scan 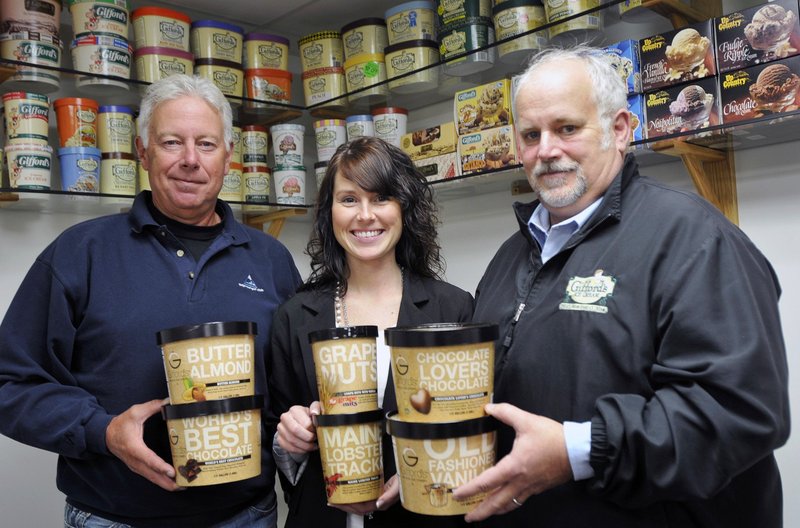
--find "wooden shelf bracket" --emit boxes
[245,208,308,238]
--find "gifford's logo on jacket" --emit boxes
[559,269,616,314]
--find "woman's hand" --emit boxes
[277,402,321,454]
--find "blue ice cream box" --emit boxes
[627,94,645,142]
[603,39,642,94]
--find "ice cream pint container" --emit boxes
[639,19,717,92]
[1,0,61,39]
[644,76,721,139]
[100,152,136,195]
[714,0,800,74]
[134,46,194,85]
[298,30,344,72]
[191,19,244,63]
[543,0,603,44]
[131,7,191,52]
[384,39,440,94]
[438,17,496,76]
[314,160,329,190]
[244,68,292,108]
[53,97,99,148]
[70,35,133,90]
[244,33,290,70]
[242,165,270,203]
[386,1,437,45]
[385,323,498,422]
[314,119,347,163]
[4,144,52,189]
[302,66,347,109]
[241,125,269,167]
[3,92,50,145]
[157,321,263,487]
[371,107,408,148]
[492,0,547,65]
[719,55,800,124]
[68,0,130,40]
[387,413,497,515]
[98,105,134,153]
[314,410,384,505]
[345,114,374,141]
[341,18,389,61]
[219,162,243,202]
[194,59,244,100]
[58,146,100,192]
[274,166,306,205]
[436,0,492,28]
[270,123,305,168]
[309,326,380,415]
[0,33,62,93]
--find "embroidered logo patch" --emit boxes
[559,269,616,314]
[238,275,264,292]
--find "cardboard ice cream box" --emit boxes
[644,77,721,140]
[640,19,717,91]
[715,0,800,74]
[457,124,519,176]
[414,152,460,182]
[454,79,513,136]
[720,55,800,123]
[628,94,645,142]
[603,40,642,94]
[401,122,457,161]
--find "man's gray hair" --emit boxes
[137,74,233,150]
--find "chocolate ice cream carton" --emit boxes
[603,40,642,94]
[720,55,800,123]
[715,0,800,74]
[644,77,721,140]
[640,19,717,91]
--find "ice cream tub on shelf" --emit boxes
[244,33,290,70]
[2,91,50,145]
[70,35,133,90]
[68,0,131,40]
[298,30,344,72]
[385,39,439,94]
[244,68,292,109]
[194,59,244,100]
[191,19,244,63]
[4,144,52,189]
[345,114,374,140]
[492,0,547,65]
[100,151,136,195]
[242,165,270,203]
[270,123,305,168]
[58,146,101,193]
[386,1,437,45]
[438,17,496,77]
[98,105,134,153]
[644,77,721,139]
[314,119,347,163]
[301,66,347,109]
[0,33,62,93]
[1,0,61,39]
[715,0,800,74]
[640,19,717,92]
[436,0,492,28]
[344,53,388,102]
[371,106,408,148]
[241,125,269,167]
[719,55,800,124]
[602,40,642,95]
[219,162,243,202]
[341,18,389,61]
[131,6,191,52]
[274,166,306,205]
[543,0,603,44]
[134,47,194,84]
[53,97,99,148]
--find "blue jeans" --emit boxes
[64,494,277,528]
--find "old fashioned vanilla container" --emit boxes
[371,107,408,148]
[191,19,244,64]
[134,47,194,85]
[70,35,133,91]
[219,162,243,202]
[345,114,374,140]
[131,6,191,52]
[314,410,384,504]
[100,152,136,195]
[273,166,306,205]
[0,33,62,93]
[1,0,61,39]
[385,323,498,422]
[53,97,98,148]
[194,58,243,101]
[244,68,292,109]
[309,326,379,414]
[157,321,263,487]
[4,144,52,189]
[385,39,439,94]
[3,92,50,145]
[387,413,497,515]
[98,105,134,153]
[302,66,347,110]
[385,1,437,45]
[543,0,603,44]
[242,165,270,203]
[58,146,101,193]
[493,0,548,65]
[314,119,347,163]
[243,33,290,70]
[68,0,130,40]
[241,125,269,167]
[298,30,344,72]
[341,18,389,61]
[270,123,305,168]
[438,17,496,76]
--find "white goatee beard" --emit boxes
[532,161,587,209]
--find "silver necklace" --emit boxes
[335,268,404,328]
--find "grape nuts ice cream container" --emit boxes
[4,144,52,189]
[68,0,130,40]
[2,91,50,145]
[343,50,389,101]
[386,1,437,45]
[385,323,497,422]
[131,6,191,52]
[191,19,244,63]
[157,321,263,487]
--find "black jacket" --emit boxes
[268,273,475,527]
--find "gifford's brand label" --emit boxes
[192,26,243,62]
[71,2,129,39]
[311,330,378,414]
[299,31,344,71]
[317,420,383,504]
[386,5,436,45]
[6,148,52,189]
[3,92,50,144]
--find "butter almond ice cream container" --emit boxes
[385,323,498,423]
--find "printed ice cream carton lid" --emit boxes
[191,19,244,34]
[385,322,498,347]
[156,320,257,345]
[308,325,379,343]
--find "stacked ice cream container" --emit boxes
[298,30,346,112]
[53,96,101,193]
[2,91,53,189]
[191,19,244,104]
[270,123,306,205]
[131,7,194,88]
[0,0,63,93]
[242,32,292,110]
[491,0,547,66]
[436,0,496,76]
[239,124,270,208]
[384,1,440,94]
[97,105,135,196]
[341,18,389,103]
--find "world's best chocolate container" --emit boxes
[385,323,498,422]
